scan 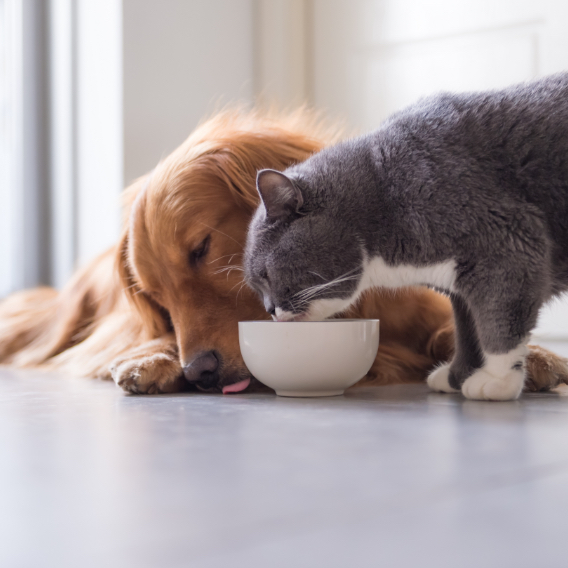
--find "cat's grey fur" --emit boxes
[244,73,568,401]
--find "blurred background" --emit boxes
[1,0,568,336]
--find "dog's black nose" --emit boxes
[183,351,219,383]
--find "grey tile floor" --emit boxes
[1,343,568,568]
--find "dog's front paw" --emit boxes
[461,367,524,401]
[110,351,184,394]
[427,362,459,393]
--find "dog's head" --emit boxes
[118,109,340,392]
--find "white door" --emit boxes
[311,0,568,338]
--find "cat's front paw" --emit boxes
[461,367,524,401]
[427,363,459,393]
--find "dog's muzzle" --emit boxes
[182,351,252,393]
[183,350,220,389]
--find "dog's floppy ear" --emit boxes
[256,169,303,220]
[116,229,170,338]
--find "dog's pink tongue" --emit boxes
[222,378,251,394]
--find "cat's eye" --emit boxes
[189,235,211,268]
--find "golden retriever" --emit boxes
[0,108,566,394]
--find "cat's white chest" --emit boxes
[361,256,457,292]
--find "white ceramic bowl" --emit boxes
[238,319,380,397]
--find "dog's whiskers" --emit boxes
[213,265,244,275]
[213,264,245,282]
[207,252,243,265]
[235,279,248,306]
[199,222,242,248]
[229,277,247,294]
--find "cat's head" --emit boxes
[244,168,364,321]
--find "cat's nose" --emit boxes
[183,351,219,383]
[263,296,276,317]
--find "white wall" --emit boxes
[312,0,568,129]
[122,0,255,185]
[255,0,309,107]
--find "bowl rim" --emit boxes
[238,319,380,324]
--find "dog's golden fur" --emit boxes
[0,108,566,394]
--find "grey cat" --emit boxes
[244,73,568,401]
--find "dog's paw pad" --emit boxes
[110,353,183,395]
[427,363,458,393]
[461,367,524,401]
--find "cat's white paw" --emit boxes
[461,367,525,401]
[427,363,459,393]
[462,344,527,401]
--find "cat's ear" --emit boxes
[256,169,303,220]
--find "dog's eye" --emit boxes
[189,235,211,268]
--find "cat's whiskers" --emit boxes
[297,274,359,298]
[293,267,362,302]
[287,296,309,312]
[294,279,360,307]
[308,271,326,281]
